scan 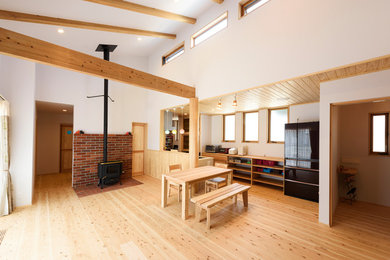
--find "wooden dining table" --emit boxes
[161,166,233,220]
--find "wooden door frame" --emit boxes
[132,122,148,176]
[60,124,73,173]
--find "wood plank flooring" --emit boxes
[0,173,389,259]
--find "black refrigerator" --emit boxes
[284,122,319,202]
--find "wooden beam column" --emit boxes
[189,97,199,168]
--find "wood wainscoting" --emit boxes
[144,150,190,179]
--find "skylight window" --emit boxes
[240,0,270,17]
[162,43,185,65]
[191,12,228,48]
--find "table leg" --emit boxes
[182,182,189,220]
[242,191,248,207]
[161,175,168,208]
[227,172,232,185]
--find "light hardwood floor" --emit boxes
[0,173,389,259]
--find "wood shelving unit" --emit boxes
[227,155,284,189]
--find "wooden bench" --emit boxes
[190,183,251,229]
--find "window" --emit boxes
[268,108,288,143]
[370,113,389,154]
[243,111,259,142]
[191,12,228,48]
[240,0,270,17]
[162,43,184,65]
[223,114,235,142]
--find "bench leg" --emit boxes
[206,208,211,230]
[233,195,237,205]
[195,206,201,222]
[242,191,248,207]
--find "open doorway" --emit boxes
[330,98,390,228]
[35,101,74,178]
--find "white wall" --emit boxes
[35,58,149,134]
[0,55,36,207]
[320,69,390,225]
[338,102,390,207]
[35,111,73,175]
[206,103,319,157]
[149,0,390,99]
[200,114,212,153]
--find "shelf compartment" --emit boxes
[233,172,251,181]
[229,166,252,173]
[253,176,283,187]
[253,171,283,179]
[252,164,283,171]
[228,161,252,166]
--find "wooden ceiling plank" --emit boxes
[212,0,224,3]
[0,10,176,39]
[83,0,196,24]
[274,83,305,103]
[0,27,195,98]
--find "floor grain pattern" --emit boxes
[0,173,389,259]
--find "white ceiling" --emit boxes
[0,0,214,58]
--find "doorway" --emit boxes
[35,101,74,177]
[329,98,390,227]
[60,124,73,173]
[132,122,147,176]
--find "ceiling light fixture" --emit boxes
[217,98,222,110]
[137,37,142,41]
[62,109,67,112]
[57,28,64,34]
[233,94,237,107]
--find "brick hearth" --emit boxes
[73,133,132,188]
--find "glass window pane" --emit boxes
[245,112,258,141]
[372,115,386,152]
[245,0,270,15]
[194,18,227,46]
[270,109,288,142]
[224,115,235,141]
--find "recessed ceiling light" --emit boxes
[137,37,142,41]
[372,100,385,103]
[57,28,64,34]
[62,109,67,112]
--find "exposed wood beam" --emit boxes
[212,0,224,3]
[189,97,199,169]
[0,10,176,39]
[0,27,195,98]
[84,0,196,24]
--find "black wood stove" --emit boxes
[94,44,123,189]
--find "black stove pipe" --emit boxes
[103,49,109,163]
[96,44,117,163]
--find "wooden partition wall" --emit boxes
[144,150,190,179]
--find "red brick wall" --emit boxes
[72,133,132,188]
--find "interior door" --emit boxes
[60,125,73,173]
[132,123,147,176]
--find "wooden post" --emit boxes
[160,110,165,151]
[189,97,199,169]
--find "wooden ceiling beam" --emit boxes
[0,27,195,98]
[0,10,176,39]
[212,0,224,3]
[84,0,196,24]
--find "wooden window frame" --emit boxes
[243,111,259,143]
[162,42,185,66]
[369,112,389,155]
[223,113,236,142]
[239,0,270,18]
[191,12,228,48]
[268,107,289,144]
